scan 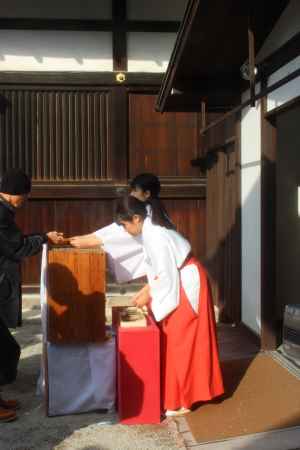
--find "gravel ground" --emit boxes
[0,297,183,450]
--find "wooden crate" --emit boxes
[46,247,106,344]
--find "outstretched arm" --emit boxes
[69,233,103,248]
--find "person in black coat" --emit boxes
[0,168,63,422]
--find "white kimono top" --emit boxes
[141,217,200,322]
[94,205,152,283]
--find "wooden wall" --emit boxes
[276,105,300,317]
[204,113,241,323]
[0,82,206,288]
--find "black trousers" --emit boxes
[0,316,20,386]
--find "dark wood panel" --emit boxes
[54,199,115,237]
[110,87,128,181]
[274,105,300,348]
[16,199,114,286]
[164,198,206,260]
[128,93,202,177]
[205,114,241,321]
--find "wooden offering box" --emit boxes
[46,247,106,344]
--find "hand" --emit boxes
[131,284,150,308]
[46,231,65,245]
[69,237,82,248]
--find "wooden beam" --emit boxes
[248,26,256,107]
[0,18,113,30]
[0,17,179,32]
[0,72,164,86]
[30,177,206,199]
[156,0,201,112]
[127,21,180,32]
[112,0,127,72]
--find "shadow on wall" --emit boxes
[203,149,262,332]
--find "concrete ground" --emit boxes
[0,296,183,450]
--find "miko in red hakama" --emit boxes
[159,257,224,411]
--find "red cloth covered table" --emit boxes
[117,314,161,424]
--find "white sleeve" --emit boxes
[94,223,146,283]
[147,239,180,322]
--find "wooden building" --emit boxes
[157,0,300,349]
[0,0,207,291]
[1,0,299,354]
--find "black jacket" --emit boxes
[0,196,47,327]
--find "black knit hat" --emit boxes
[0,169,31,195]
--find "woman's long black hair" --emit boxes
[116,196,147,224]
[116,195,175,230]
[130,173,175,230]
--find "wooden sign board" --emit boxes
[46,247,106,344]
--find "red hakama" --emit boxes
[159,256,224,410]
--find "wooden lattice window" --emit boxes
[0,88,110,181]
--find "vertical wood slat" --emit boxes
[68,93,74,180]
[17,91,24,169]
[0,90,5,174]
[24,91,30,175]
[55,92,61,180]
[61,92,67,179]
[101,93,109,179]
[0,88,110,181]
[11,91,17,170]
[81,93,87,180]
[42,92,49,179]
[94,93,100,179]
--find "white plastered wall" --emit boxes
[241,89,261,334]
[0,30,113,72]
[0,30,177,73]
